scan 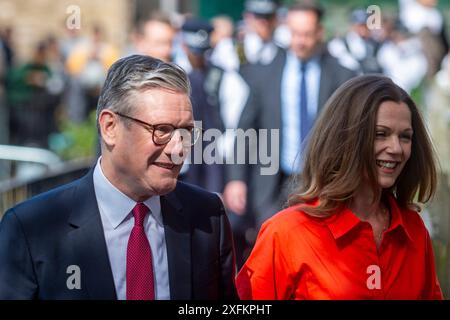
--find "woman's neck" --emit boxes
[349,185,384,221]
[349,185,391,250]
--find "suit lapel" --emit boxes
[67,171,117,300]
[161,190,192,300]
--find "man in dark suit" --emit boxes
[0,55,238,300]
[224,2,357,236]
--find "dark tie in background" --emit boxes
[300,61,311,144]
[127,203,155,300]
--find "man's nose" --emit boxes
[164,130,187,164]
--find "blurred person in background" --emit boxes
[45,36,67,98]
[0,38,5,84]
[377,21,428,93]
[180,18,250,193]
[0,27,15,138]
[180,18,225,193]
[209,15,251,179]
[172,12,195,73]
[399,0,449,78]
[328,8,382,74]
[0,27,15,72]
[425,51,450,267]
[370,13,397,44]
[6,41,59,148]
[0,32,6,149]
[60,26,82,63]
[0,26,15,161]
[65,25,119,122]
[238,0,281,65]
[0,27,9,89]
[210,15,240,72]
[134,11,176,63]
[273,6,291,49]
[224,1,356,267]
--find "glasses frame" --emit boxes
[114,112,202,146]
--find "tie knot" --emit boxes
[300,61,308,72]
[132,203,149,227]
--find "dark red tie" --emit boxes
[126,203,155,300]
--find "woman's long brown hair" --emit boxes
[288,75,437,217]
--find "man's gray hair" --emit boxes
[96,54,191,128]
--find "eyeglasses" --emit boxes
[115,112,202,146]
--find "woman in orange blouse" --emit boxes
[236,75,443,299]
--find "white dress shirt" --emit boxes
[281,51,321,174]
[93,157,170,300]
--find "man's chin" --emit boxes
[152,179,178,196]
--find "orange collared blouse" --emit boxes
[236,196,443,300]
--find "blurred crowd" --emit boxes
[0,0,450,267]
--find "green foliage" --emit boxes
[49,111,98,160]
[410,83,425,113]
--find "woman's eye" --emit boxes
[401,134,412,141]
[376,131,386,137]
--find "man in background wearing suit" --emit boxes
[0,55,238,300]
[224,2,357,259]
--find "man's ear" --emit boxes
[98,110,119,148]
[317,24,325,41]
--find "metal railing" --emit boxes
[0,144,64,182]
[0,145,61,165]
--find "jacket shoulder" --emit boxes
[4,175,87,227]
[173,181,223,209]
[322,50,358,79]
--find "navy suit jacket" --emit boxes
[0,171,238,300]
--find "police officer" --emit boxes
[328,8,382,74]
[238,0,281,65]
[180,19,225,194]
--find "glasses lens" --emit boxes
[153,124,174,144]
[152,125,202,146]
[177,128,194,147]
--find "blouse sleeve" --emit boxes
[235,219,295,300]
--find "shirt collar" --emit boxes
[385,195,414,242]
[324,194,414,242]
[93,157,163,229]
[325,205,361,240]
[286,50,320,69]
